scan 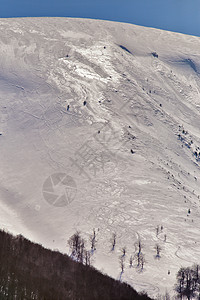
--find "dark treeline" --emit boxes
[0,229,152,300]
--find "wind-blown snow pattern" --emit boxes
[1,17,200,297]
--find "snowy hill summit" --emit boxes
[1,17,200,297]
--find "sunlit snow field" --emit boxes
[1,17,200,297]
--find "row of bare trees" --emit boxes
[68,231,94,266]
[119,240,145,274]
[68,230,163,275]
[175,265,200,300]
[119,240,163,274]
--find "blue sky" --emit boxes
[1,0,200,37]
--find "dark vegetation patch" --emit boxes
[0,229,152,300]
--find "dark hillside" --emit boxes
[0,230,152,300]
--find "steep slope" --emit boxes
[0,229,152,300]
[1,17,200,297]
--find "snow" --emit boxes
[1,17,200,298]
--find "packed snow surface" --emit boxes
[1,17,200,297]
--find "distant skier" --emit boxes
[83,100,87,106]
[67,104,69,111]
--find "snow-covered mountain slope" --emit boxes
[1,17,200,297]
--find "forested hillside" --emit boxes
[0,230,152,300]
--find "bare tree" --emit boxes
[122,247,126,257]
[156,226,159,236]
[155,244,162,258]
[68,231,82,258]
[111,233,116,251]
[192,264,200,292]
[135,251,145,270]
[134,251,141,267]
[134,239,142,256]
[164,234,167,242]
[140,253,145,270]
[129,255,133,268]
[78,239,85,263]
[84,250,91,266]
[134,239,143,267]
[175,267,186,299]
[119,256,125,274]
[138,240,142,254]
[68,231,88,264]
[90,229,96,252]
